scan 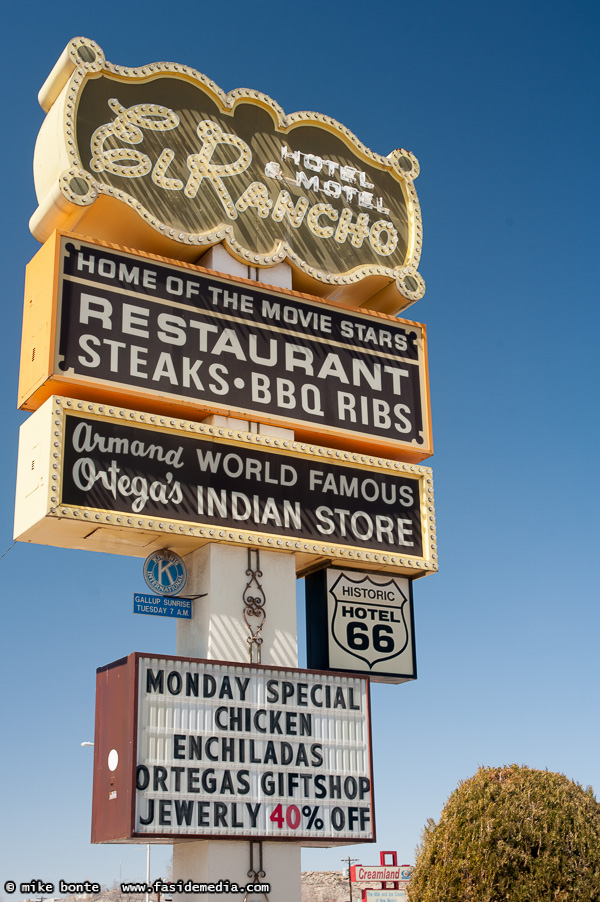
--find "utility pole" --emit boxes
[341,857,359,902]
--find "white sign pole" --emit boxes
[172,247,301,902]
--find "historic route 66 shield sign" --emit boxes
[331,571,410,669]
[305,568,417,684]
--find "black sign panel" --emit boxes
[52,237,430,457]
[59,409,427,559]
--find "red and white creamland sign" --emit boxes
[92,653,375,844]
[351,865,412,883]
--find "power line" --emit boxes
[341,857,359,902]
[0,541,16,562]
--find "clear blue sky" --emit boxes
[1,0,599,894]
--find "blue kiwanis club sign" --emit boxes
[133,593,192,619]
[142,549,188,596]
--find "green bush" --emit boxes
[408,764,600,901]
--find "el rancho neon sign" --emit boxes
[31,38,424,312]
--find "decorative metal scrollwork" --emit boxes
[244,840,269,902]
[243,549,266,664]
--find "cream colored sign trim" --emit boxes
[43,397,437,574]
[31,38,425,313]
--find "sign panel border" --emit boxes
[15,395,437,577]
[92,652,376,845]
[19,231,433,462]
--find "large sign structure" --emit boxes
[19,233,432,461]
[16,39,439,887]
[14,396,437,577]
[92,653,374,844]
[31,38,424,313]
